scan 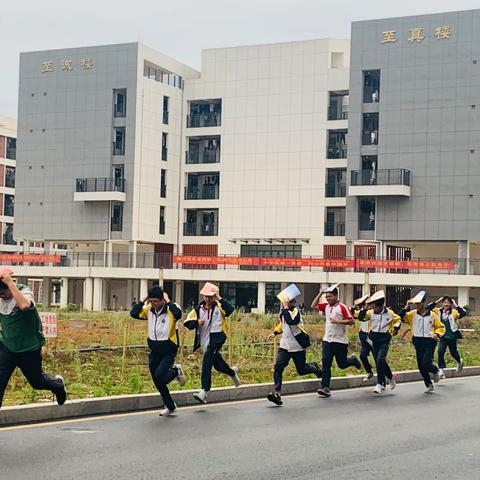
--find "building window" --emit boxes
[186,172,220,200]
[187,136,220,164]
[265,283,281,312]
[363,70,380,103]
[325,169,346,197]
[113,89,127,118]
[159,206,166,234]
[187,100,221,128]
[113,127,125,155]
[3,223,14,245]
[143,61,182,89]
[111,203,123,232]
[327,129,347,159]
[5,166,15,188]
[362,113,379,145]
[162,132,168,161]
[328,91,349,120]
[240,245,302,271]
[160,169,167,198]
[359,198,376,231]
[6,137,16,160]
[183,209,218,236]
[324,207,345,236]
[4,194,14,217]
[163,96,169,124]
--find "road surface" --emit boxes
[1,377,480,479]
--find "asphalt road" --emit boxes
[2,377,480,480]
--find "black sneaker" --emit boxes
[317,386,331,397]
[267,392,283,406]
[351,356,362,370]
[54,375,67,406]
[312,362,322,379]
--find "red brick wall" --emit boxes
[0,136,5,158]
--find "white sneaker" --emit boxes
[230,366,241,387]
[425,384,435,394]
[456,358,464,373]
[433,371,440,384]
[362,373,374,383]
[374,384,383,394]
[193,389,208,404]
[439,369,446,380]
[390,374,397,390]
[159,405,176,416]
[175,364,186,387]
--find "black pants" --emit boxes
[201,332,234,392]
[359,331,374,375]
[438,337,461,369]
[321,341,358,389]
[412,337,439,387]
[369,332,392,386]
[274,348,319,392]
[148,339,178,411]
[0,342,64,408]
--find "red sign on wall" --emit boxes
[0,254,62,264]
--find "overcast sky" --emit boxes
[1,0,479,118]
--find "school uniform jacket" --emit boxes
[184,299,234,351]
[273,307,308,352]
[352,308,369,334]
[317,301,353,344]
[430,306,466,339]
[401,309,445,339]
[358,307,401,335]
[130,301,182,346]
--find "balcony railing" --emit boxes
[351,169,411,187]
[327,145,347,159]
[328,106,349,121]
[362,131,378,145]
[324,222,345,236]
[183,222,218,236]
[186,149,220,164]
[76,178,126,193]
[325,182,346,198]
[3,205,14,217]
[363,86,380,103]
[185,185,219,200]
[5,175,15,188]
[187,112,221,128]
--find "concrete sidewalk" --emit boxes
[1,366,479,427]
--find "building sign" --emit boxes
[42,58,93,73]
[40,312,57,338]
[0,254,62,264]
[382,25,452,44]
[173,255,455,271]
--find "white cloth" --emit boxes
[319,302,352,344]
[198,304,224,351]
[0,287,35,315]
[279,308,304,352]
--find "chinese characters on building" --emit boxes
[41,58,93,73]
[381,25,452,44]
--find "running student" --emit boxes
[311,284,361,398]
[351,294,375,382]
[130,286,185,416]
[428,296,466,379]
[0,268,66,408]
[184,282,240,404]
[400,291,445,393]
[266,286,321,406]
[357,290,401,394]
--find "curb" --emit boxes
[1,366,479,427]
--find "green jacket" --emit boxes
[0,285,45,353]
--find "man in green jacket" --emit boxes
[0,269,66,407]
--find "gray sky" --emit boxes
[1,0,479,118]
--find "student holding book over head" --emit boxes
[266,284,322,406]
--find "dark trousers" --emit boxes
[321,341,358,389]
[370,332,392,386]
[201,332,234,392]
[0,342,64,408]
[359,331,374,375]
[412,337,439,387]
[438,337,461,369]
[148,339,178,411]
[274,348,319,392]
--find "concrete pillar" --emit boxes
[140,279,148,301]
[129,241,137,268]
[60,278,69,308]
[458,241,470,275]
[126,280,134,305]
[105,241,113,267]
[345,241,354,259]
[343,283,354,307]
[83,277,93,311]
[363,273,370,296]
[174,280,183,308]
[257,281,266,314]
[92,278,104,311]
[41,278,52,307]
[458,287,470,308]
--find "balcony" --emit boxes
[187,99,222,128]
[185,184,219,200]
[328,91,349,121]
[3,233,15,245]
[349,169,411,197]
[328,106,349,120]
[327,144,347,159]
[325,182,346,198]
[183,222,218,236]
[324,222,345,236]
[3,205,14,217]
[74,177,126,202]
[327,129,348,159]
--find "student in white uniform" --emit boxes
[130,286,185,416]
[311,284,361,397]
[184,282,240,404]
[351,294,375,382]
[400,291,445,393]
[357,290,401,394]
[266,286,321,406]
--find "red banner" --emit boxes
[173,255,455,271]
[0,254,62,264]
